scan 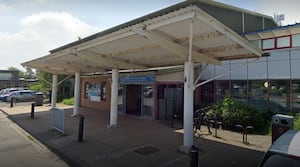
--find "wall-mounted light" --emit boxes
[264,81,269,88]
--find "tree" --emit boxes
[7,66,25,78]
[25,67,35,79]
[29,70,74,102]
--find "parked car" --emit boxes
[257,130,300,167]
[6,90,35,102]
[0,88,20,101]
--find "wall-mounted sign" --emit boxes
[119,75,155,84]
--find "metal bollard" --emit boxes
[10,97,14,108]
[31,103,35,119]
[78,115,85,142]
[190,145,199,167]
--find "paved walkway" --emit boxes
[1,103,272,167]
[0,110,69,167]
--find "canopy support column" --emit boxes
[109,69,119,127]
[183,20,195,150]
[51,74,58,109]
[183,61,194,148]
[73,72,81,116]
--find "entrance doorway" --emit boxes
[125,85,142,116]
[157,84,183,121]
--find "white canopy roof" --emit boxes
[22,5,263,74]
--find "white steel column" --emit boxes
[184,62,194,147]
[183,20,194,148]
[51,74,58,109]
[109,69,119,127]
[73,72,81,116]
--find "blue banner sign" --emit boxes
[119,75,155,84]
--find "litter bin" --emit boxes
[272,114,294,143]
[35,92,44,106]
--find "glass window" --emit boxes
[101,82,106,101]
[249,80,268,112]
[269,80,290,112]
[118,85,123,113]
[231,80,247,101]
[215,62,230,79]
[199,81,215,105]
[250,40,261,48]
[292,80,300,112]
[262,38,275,50]
[215,80,230,101]
[84,82,89,99]
[292,34,300,47]
[142,85,153,118]
[277,36,290,48]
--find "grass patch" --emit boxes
[62,97,74,105]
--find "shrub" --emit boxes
[62,97,74,105]
[294,114,300,131]
[206,96,270,134]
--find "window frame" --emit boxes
[262,35,292,51]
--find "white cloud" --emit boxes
[0,3,12,13]
[22,11,100,42]
[0,11,100,70]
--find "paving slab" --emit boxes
[0,111,69,167]
[2,103,272,167]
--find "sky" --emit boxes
[0,0,299,71]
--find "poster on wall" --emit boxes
[85,83,101,102]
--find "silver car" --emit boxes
[6,90,35,102]
[257,130,300,167]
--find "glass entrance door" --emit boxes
[125,85,142,116]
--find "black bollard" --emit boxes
[78,115,84,142]
[190,145,199,167]
[31,103,35,119]
[10,97,14,108]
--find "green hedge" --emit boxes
[206,96,270,134]
[62,97,74,105]
[295,114,300,130]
